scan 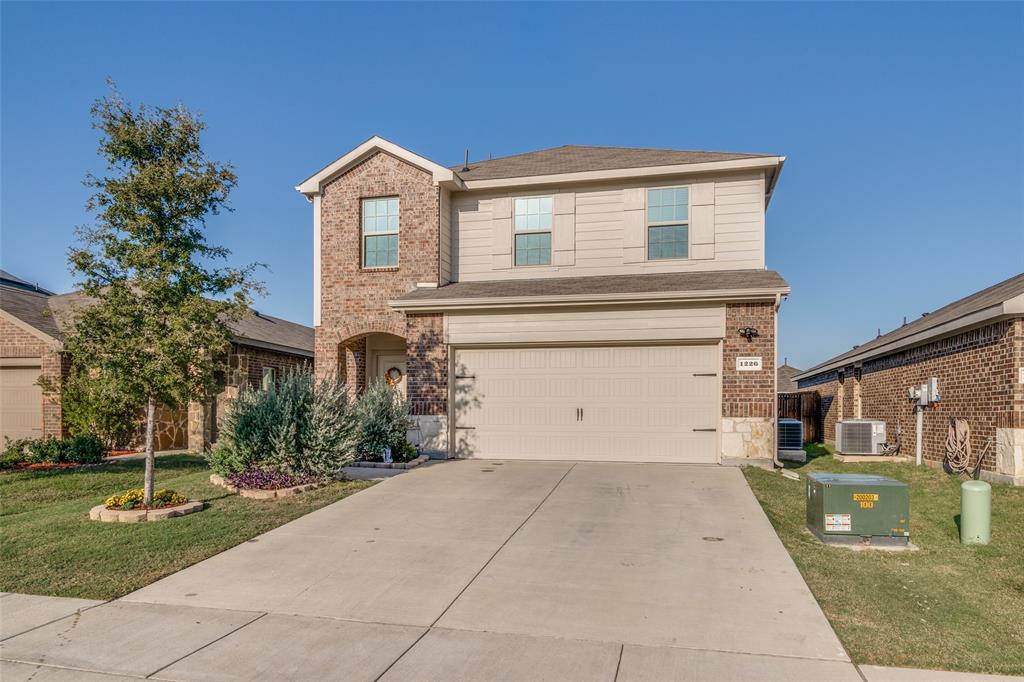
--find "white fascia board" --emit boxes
[793,301,1019,381]
[0,309,62,348]
[296,136,460,196]
[458,156,785,191]
[389,286,790,312]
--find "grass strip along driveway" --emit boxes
[743,446,1024,677]
[0,455,374,600]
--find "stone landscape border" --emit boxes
[350,455,429,470]
[89,501,204,523]
[209,474,324,499]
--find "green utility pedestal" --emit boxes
[960,480,991,545]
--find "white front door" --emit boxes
[377,354,407,397]
[453,344,719,463]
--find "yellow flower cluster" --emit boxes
[104,488,188,510]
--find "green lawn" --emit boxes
[0,455,375,600]
[743,445,1024,676]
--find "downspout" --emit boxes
[772,292,783,469]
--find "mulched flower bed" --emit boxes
[210,467,326,500]
[89,488,202,523]
[5,462,83,471]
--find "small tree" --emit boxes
[64,86,261,504]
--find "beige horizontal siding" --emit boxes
[450,171,765,281]
[446,304,726,345]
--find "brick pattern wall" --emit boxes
[316,151,441,380]
[722,302,776,418]
[1013,319,1024,427]
[232,343,311,389]
[406,313,447,416]
[1,317,66,438]
[799,319,1021,472]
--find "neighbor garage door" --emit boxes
[0,364,44,442]
[453,344,719,463]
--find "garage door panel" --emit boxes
[1,365,44,442]
[454,344,720,464]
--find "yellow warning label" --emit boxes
[859,501,875,509]
[853,493,879,502]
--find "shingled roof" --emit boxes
[795,272,1024,380]
[453,145,776,181]
[394,269,788,308]
[0,281,313,356]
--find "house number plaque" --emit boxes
[736,357,763,371]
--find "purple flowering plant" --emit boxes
[226,465,320,490]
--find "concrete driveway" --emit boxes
[1,461,859,681]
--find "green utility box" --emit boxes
[806,473,910,546]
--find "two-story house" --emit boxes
[297,137,789,465]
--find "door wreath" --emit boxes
[384,366,404,387]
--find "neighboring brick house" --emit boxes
[776,360,802,393]
[0,272,312,451]
[298,137,790,465]
[795,273,1024,486]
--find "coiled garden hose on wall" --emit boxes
[944,417,991,479]
[945,418,972,474]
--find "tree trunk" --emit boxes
[143,396,156,505]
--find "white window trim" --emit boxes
[513,195,553,267]
[646,185,690,261]
[362,196,400,270]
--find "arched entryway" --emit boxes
[338,331,408,397]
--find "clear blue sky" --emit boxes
[2,2,1022,369]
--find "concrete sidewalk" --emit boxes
[2,461,1020,681]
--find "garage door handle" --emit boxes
[455,426,476,430]
[455,375,476,380]
[693,373,717,377]
[693,428,717,432]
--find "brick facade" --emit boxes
[720,302,777,461]
[406,313,447,416]
[722,302,776,418]
[316,151,441,384]
[188,343,311,451]
[799,318,1024,479]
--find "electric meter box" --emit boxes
[806,473,910,546]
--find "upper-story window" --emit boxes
[514,196,552,266]
[362,197,399,268]
[647,187,688,260]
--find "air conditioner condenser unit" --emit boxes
[778,418,806,463]
[836,419,887,455]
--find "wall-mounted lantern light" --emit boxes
[738,326,759,340]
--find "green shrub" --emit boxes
[354,380,414,461]
[25,437,66,464]
[211,368,358,478]
[65,434,105,464]
[1,439,32,468]
[0,434,105,467]
[41,367,139,448]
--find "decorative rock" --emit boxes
[99,508,121,522]
[117,510,148,524]
[209,474,225,487]
[146,507,179,521]
[240,489,277,500]
[89,500,204,523]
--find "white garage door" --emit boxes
[453,344,719,463]
[1,365,44,442]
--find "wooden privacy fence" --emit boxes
[778,391,822,444]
